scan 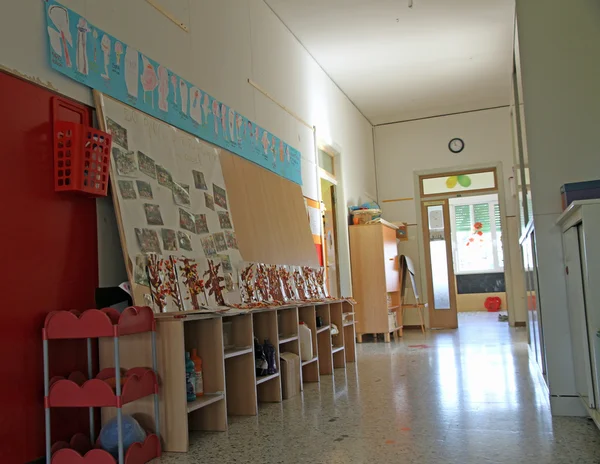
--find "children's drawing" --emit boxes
[262,131,269,154]
[137,151,156,179]
[162,258,183,311]
[195,214,209,234]
[217,211,232,230]
[279,140,285,162]
[267,265,285,302]
[141,55,158,107]
[118,180,136,199]
[255,125,260,143]
[48,5,72,68]
[228,108,235,141]
[144,203,164,226]
[279,266,296,301]
[180,79,188,115]
[213,184,228,210]
[212,100,220,135]
[48,28,62,57]
[92,29,98,63]
[177,231,193,251]
[158,65,169,112]
[193,170,207,190]
[147,254,167,312]
[236,115,243,143]
[180,184,190,194]
[302,266,320,300]
[135,228,161,254]
[156,165,173,189]
[76,18,89,75]
[125,46,139,98]
[315,267,329,298]
[134,255,149,286]
[114,41,123,65]
[202,94,210,125]
[106,118,128,149]
[204,259,226,307]
[161,228,178,251]
[224,230,238,249]
[286,145,290,162]
[255,264,270,302]
[213,232,227,253]
[101,34,111,79]
[112,147,137,176]
[221,104,228,140]
[201,235,217,257]
[190,88,202,124]
[173,182,191,208]
[292,267,309,300]
[136,180,153,199]
[218,254,232,272]
[224,274,235,292]
[204,193,215,211]
[179,208,196,233]
[174,257,207,311]
[170,74,177,101]
[239,263,256,304]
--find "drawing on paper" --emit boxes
[179,208,196,234]
[147,255,167,312]
[48,5,72,67]
[192,170,207,190]
[190,88,202,124]
[144,203,164,226]
[224,230,238,250]
[136,180,153,200]
[180,183,190,194]
[262,131,269,155]
[180,79,188,115]
[204,259,226,307]
[112,147,137,176]
[236,114,243,143]
[279,266,296,301]
[48,27,63,57]
[195,214,209,234]
[161,228,178,251]
[267,265,285,302]
[125,46,139,98]
[137,151,156,179]
[224,274,234,292]
[118,180,136,199]
[218,254,232,272]
[212,100,220,135]
[134,254,149,286]
[162,258,183,311]
[175,257,207,310]
[213,184,228,210]
[177,231,193,251]
[254,264,269,302]
[156,165,173,189]
[101,34,111,79]
[76,18,89,75]
[158,65,169,112]
[213,232,227,253]
[106,118,128,148]
[135,228,161,254]
[201,235,217,257]
[204,193,215,211]
[92,29,98,63]
[228,108,235,141]
[239,263,256,304]
[141,55,158,107]
[217,211,232,230]
[202,94,210,125]
[221,104,228,140]
[279,140,285,162]
[114,41,123,65]
[172,182,191,208]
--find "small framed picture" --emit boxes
[213,184,228,210]
[106,118,128,149]
[144,204,164,226]
[193,170,208,190]
[177,231,193,251]
[214,232,227,252]
[136,180,153,200]
[161,228,178,251]
[218,211,232,229]
[135,228,161,254]
[179,208,196,233]
[204,193,215,211]
[137,151,157,179]
[112,147,137,177]
[118,180,137,199]
[195,213,209,234]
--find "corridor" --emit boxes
[157,313,600,463]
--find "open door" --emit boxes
[422,200,458,329]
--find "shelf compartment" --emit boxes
[47,367,157,408]
[50,433,160,464]
[316,325,330,334]
[343,321,355,327]
[187,393,225,413]
[301,356,318,367]
[256,373,280,385]
[224,346,253,359]
[279,334,298,344]
[332,346,344,354]
[44,306,155,340]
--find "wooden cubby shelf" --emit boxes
[100,300,356,453]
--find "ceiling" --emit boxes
[264,0,515,125]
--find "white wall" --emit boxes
[515,0,600,415]
[374,108,525,325]
[0,0,377,296]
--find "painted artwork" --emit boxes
[224,230,238,249]
[201,235,217,257]
[44,0,303,186]
[279,265,296,302]
[133,254,149,286]
[172,182,191,207]
[218,254,232,272]
[174,257,207,311]
[195,213,209,234]
[224,273,234,292]
[135,228,161,254]
[213,232,227,252]
[106,118,128,148]
[177,231,193,251]
[192,170,207,190]
[161,228,178,251]
[204,193,215,211]
[144,203,164,226]
[118,180,136,199]
[217,211,232,230]
[156,165,173,189]
[213,184,228,210]
[179,208,196,233]
[136,180,153,199]
[112,147,137,176]
[147,255,182,313]
[239,262,256,304]
[137,151,156,179]
[204,259,226,307]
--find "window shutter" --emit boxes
[494,203,501,230]
[454,205,471,232]
[473,203,491,232]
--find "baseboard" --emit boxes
[515,321,526,327]
[550,395,588,417]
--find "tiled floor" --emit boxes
[156,312,600,463]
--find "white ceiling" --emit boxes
[264,0,515,125]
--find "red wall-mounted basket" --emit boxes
[53,121,112,197]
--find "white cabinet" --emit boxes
[558,200,600,419]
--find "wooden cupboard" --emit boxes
[349,222,401,342]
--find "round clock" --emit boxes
[449,138,465,153]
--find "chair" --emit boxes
[399,255,426,335]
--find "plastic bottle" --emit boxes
[185,352,196,402]
[298,322,313,362]
[190,349,204,397]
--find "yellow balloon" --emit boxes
[446,176,458,189]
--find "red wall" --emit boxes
[0,72,99,463]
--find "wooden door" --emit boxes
[422,200,458,329]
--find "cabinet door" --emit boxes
[382,226,399,292]
[564,226,596,408]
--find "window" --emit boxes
[450,195,503,274]
[318,148,335,177]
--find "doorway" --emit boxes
[418,167,505,329]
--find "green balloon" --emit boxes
[457,175,472,188]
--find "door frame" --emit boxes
[413,162,514,327]
[421,199,458,329]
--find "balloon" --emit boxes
[446,176,458,189]
[457,175,472,187]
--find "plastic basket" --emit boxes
[54,121,112,196]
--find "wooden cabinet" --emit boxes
[349,223,401,342]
